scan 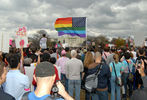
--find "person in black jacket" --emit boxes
[0,62,15,100]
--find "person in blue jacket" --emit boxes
[87,52,111,100]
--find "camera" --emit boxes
[51,84,59,98]
[51,80,64,98]
[137,60,142,69]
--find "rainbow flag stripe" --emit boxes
[55,17,86,38]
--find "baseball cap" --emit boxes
[35,61,55,77]
[61,50,66,55]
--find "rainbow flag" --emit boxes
[55,17,86,38]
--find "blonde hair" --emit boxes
[84,51,94,68]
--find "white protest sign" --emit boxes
[2,33,9,53]
[0,33,2,51]
[145,41,147,47]
[0,33,10,53]
[15,36,28,48]
[15,26,28,48]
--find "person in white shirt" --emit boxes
[65,50,84,100]
[40,34,47,50]
[130,47,137,60]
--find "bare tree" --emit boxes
[28,30,50,49]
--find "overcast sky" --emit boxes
[0,0,147,45]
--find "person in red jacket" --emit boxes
[32,53,59,90]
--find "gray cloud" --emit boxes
[0,0,146,45]
[42,0,97,9]
[117,0,140,6]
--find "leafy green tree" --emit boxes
[113,37,126,48]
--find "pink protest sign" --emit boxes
[15,26,28,48]
[9,39,12,45]
[19,39,25,47]
[16,26,27,36]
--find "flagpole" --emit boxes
[86,17,87,50]
[2,33,3,51]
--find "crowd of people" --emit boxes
[0,35,147,100]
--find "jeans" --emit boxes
[111,76,121,100]
[85,90,92,100]
[108,78,111,93]
[68,80,81,100]
[61,73,68,91]
[122,73,133,98]
[91,90,108,100]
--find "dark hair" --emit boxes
[111,47,116,52]
[1,53,7,62]
[42,53,50,62]
[65,47,69,52]
[9,54,20,68]
[50,57,56,64]
[9,47,16,54]
[30,54,37,63]
[43,34,46,37]
[52,48,56,53]
[89,47,94,52]
[30,47,37,54]
[124,52,131,60]
[121,47,127,53]
[0,62,5,77]
[139,48,144,55]
[5,53,11,63]
[104,47,109,52]
[0,55,2,62]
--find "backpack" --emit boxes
[21,91,62,100]
[84,63,102,93]
[126,60,134,82]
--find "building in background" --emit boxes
[58,35,86,47]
